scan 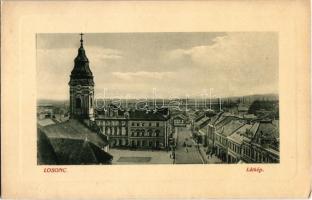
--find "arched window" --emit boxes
[76,98,81,108]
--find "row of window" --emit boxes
[242,146,278,163]
[96,121,162,127]
[104,128,163,137]
[111,139,162,148]
[102,127,127,135]
[97,121,126,126]
[229,142,241,154]
[131,122,160,127]
[174,119,184,123]
[216,134,227,145]
[130,129,162,137]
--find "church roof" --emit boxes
[69,34,94,86]
[37,119,112,165]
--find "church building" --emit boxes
[37,34,112,165]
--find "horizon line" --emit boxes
[37,92,279,102]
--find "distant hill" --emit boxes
[37,99,69,107]
[37,93,278,108]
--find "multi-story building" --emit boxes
[227,124,253,163]
[95,105,129,148]
[171,114,187,127]
[241,120,279,163]
[95,106,171,150]
[214,116,245,162]
[128,109,171,149]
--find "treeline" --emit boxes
[248,100,279,115]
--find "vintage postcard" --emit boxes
[37,32,279,165]
[1,0,310,199]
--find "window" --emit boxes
[147,129,153,137]
[90,97,93,108]
[155,130,160,137]
[149,122,152,126]
[76,98,81,108]
[156,122,159,127]
[132,122,135,126]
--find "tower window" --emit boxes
[76,98,81,108]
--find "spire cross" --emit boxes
[80,33,84,46]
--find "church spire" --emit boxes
[69,33,94,86]
[80,33,84,47]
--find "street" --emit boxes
[174,127,204,164]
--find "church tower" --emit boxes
[69,33,95,120]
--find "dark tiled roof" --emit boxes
[129,108,169,121]
[38,119,112,165]
[199,118,210,128]
[215,115,236,130]
[194,113,206,122]
[37,129,58,165]
[256,121,279,139]
[227,124,254,144]
[218,119,245,137]
[209,112,224,125]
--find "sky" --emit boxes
[37,32,278,100]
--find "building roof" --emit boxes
[209,112,224,126]
[238,106,249,112]
[38,119,112,165]
[215,115,236,130]
[172,114,187,120]
[243,114,257,120]
[129,108,169,121]
[37,118,55,127]
[195,117,210,129]
[216,117,245,137]
[227,124,254,144]
[95,104,127,119]
[194,113,206,122]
